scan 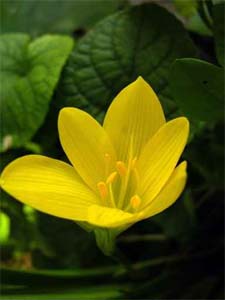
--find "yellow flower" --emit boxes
[0,77,189,255]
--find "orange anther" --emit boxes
[130,194,141,209]
[97,182,108,199]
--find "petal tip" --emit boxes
[59,107,73,119]
[173,117,190,133]
[135,75,147,86]
[58,107,81,129]
[181,117,190,135]
[178,116,189,125]
[180,160,187,171]
[58,107,68,123]
[175,117,190,145]
[134,77,159,101]
[137,75,144,81]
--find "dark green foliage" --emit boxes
[170,58,224,123]
[0,0,124,37]
[58,4,197,119]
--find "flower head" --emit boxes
[0,77,189,254]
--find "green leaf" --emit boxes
[170,58,224,122]
[0,211,10,244]
[2,284,124,300]
[1,266,127,299]
[58,4,197,119]
[173,0,197,18]
[0,34,74,151]
[213,1,224,66]
[172,0,212,36]
[0,0,123,37]
[0,266,119,286]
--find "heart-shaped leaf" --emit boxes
[58,4,197,119]
[0,34,74,151]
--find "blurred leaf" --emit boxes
[170,58,224,123]
[0,0,124,37]
[187,13,212,36]
[1,266,127,298]
[197,0,213,31]
[0,190,28,253]
[0,34,74,151]
[212,1,224,66]
[172,0,212,36]
[173,0,197,18]
[0,266,120,285]
[58,4,197,119]
[0,211,10,244]
[2,284,124,300]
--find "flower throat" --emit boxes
[97,153,141,212]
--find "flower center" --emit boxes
[97,153,140,212]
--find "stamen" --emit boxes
[131,157,137,169]
[108,183,116,208]
[106,171,117,185]
[97,181,108,199]
[116,161,127,176]
[130,194,141,209]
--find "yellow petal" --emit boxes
[0,155,99,221]
[58,108,116,192]
[137,117,189,204]
[88,205,135,228]
[103,77,165,162]
[140,161,187,219]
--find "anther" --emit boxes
[130,194,141,209]
[116,161,127,176]
[97,182,108,199]
[106,171,117,185]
